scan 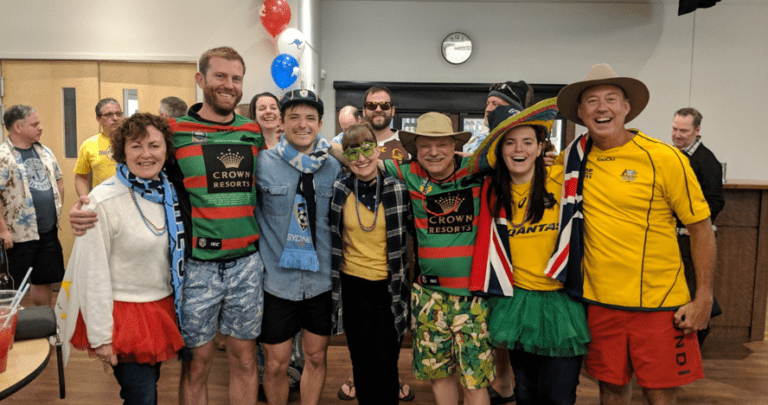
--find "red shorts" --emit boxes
[584,305,704,389]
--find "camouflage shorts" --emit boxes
[411,284,495,388]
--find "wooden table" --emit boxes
[0,338,50,399]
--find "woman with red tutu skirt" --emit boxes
[59,113,185,405]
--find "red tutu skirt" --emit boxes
[71,295,184,364]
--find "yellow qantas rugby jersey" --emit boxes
[508,165,564,292]
[581,131,710,310]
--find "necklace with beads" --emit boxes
[354,173,380,232]
[130,189,166,235]
[509,178,533,229]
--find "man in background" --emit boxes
[73,98,123,196]
[159,96,189,120]
[671,107,724,346]
[463,81,532,155]
[0,105,65,306]
[336,105,362,138]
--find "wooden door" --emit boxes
[99,62,196,116]
[0,60,100,262]
[1,60,197,263]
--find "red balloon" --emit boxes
[260,0,291,37]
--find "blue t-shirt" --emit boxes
[16,147,56,233]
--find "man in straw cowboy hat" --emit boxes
[383,113,493,405]
[552,64,716,404]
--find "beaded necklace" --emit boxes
[509,178,533,229]
[130,189,166,235]
[353,173,380,232]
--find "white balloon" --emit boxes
[277,28,306,59]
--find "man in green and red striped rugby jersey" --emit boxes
[383,112,493,405]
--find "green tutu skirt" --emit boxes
[488,287,591,357]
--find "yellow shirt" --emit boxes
[508,165,564,291]
[582,131,710,309]
[340,193,388,281]
[73,133,116,187]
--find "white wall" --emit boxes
[1,0,766,180]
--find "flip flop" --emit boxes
[337,379,356,401]
[487,386,515,405]
[399,383,415,402]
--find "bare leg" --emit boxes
[30,284,53,307]
[599,381,631,405]
[300,329,330,405]
[226,336,258,405]
[432,375,460,405]
[643,387,678,405]
[180,342,215,405]
[463,385,491,405]
[263,338,293,405]
[489,348,513,397]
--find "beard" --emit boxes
[368,114,393,131]
[203,85,242,117]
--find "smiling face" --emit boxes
[501,126,542,184]
[125,125,167,180]
[577,84,631,144]
[196,57,244,120]
[363,91,395,131]
[671,114,700,149]
[283,104,322,154]
[415,136,456,179]
[346,142,380,181]
[255,96,280,132]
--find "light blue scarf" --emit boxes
[275,136,330,272]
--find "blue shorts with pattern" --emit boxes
[180,250,265,348]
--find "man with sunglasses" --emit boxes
[73,98,124,197]
[463,81,533,155]
[361,86,409,161]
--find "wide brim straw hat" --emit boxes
[557,63,649,126]
[467,97,559,175]
[399,112,471,157]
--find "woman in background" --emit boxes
[249,92,282,149]
[61,113,184,405]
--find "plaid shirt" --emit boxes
[330,171,413,341]
[680,136,702,157]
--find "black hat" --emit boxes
[279,89,324,118]
[488,80,531,109]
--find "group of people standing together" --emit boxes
[3,44,713,405]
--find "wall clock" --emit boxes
[441,32,472,65]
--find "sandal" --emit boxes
[487,386,515,405]
[337,379,356,401]
[399,383,415,402]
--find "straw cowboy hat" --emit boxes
[399,112,471,157]
[557,63,649,126]
[467,97,559,174]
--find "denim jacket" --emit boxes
[255,147,342,301]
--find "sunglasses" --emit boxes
[364,101,393,111]
[343,142,377,162]
[489,83,523,105]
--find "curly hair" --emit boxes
[110,113,175,164]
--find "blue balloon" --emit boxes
[271,54,299,89]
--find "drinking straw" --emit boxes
[3,283,28,328]
[14,267,33,298]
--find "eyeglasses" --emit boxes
[364,101,392,111]
[343,142,377,162]
[100,112,124,119]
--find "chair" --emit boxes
[16,306,65,399]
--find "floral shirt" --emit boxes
[0,138,63,242]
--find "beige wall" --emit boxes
[0,0,766,181]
